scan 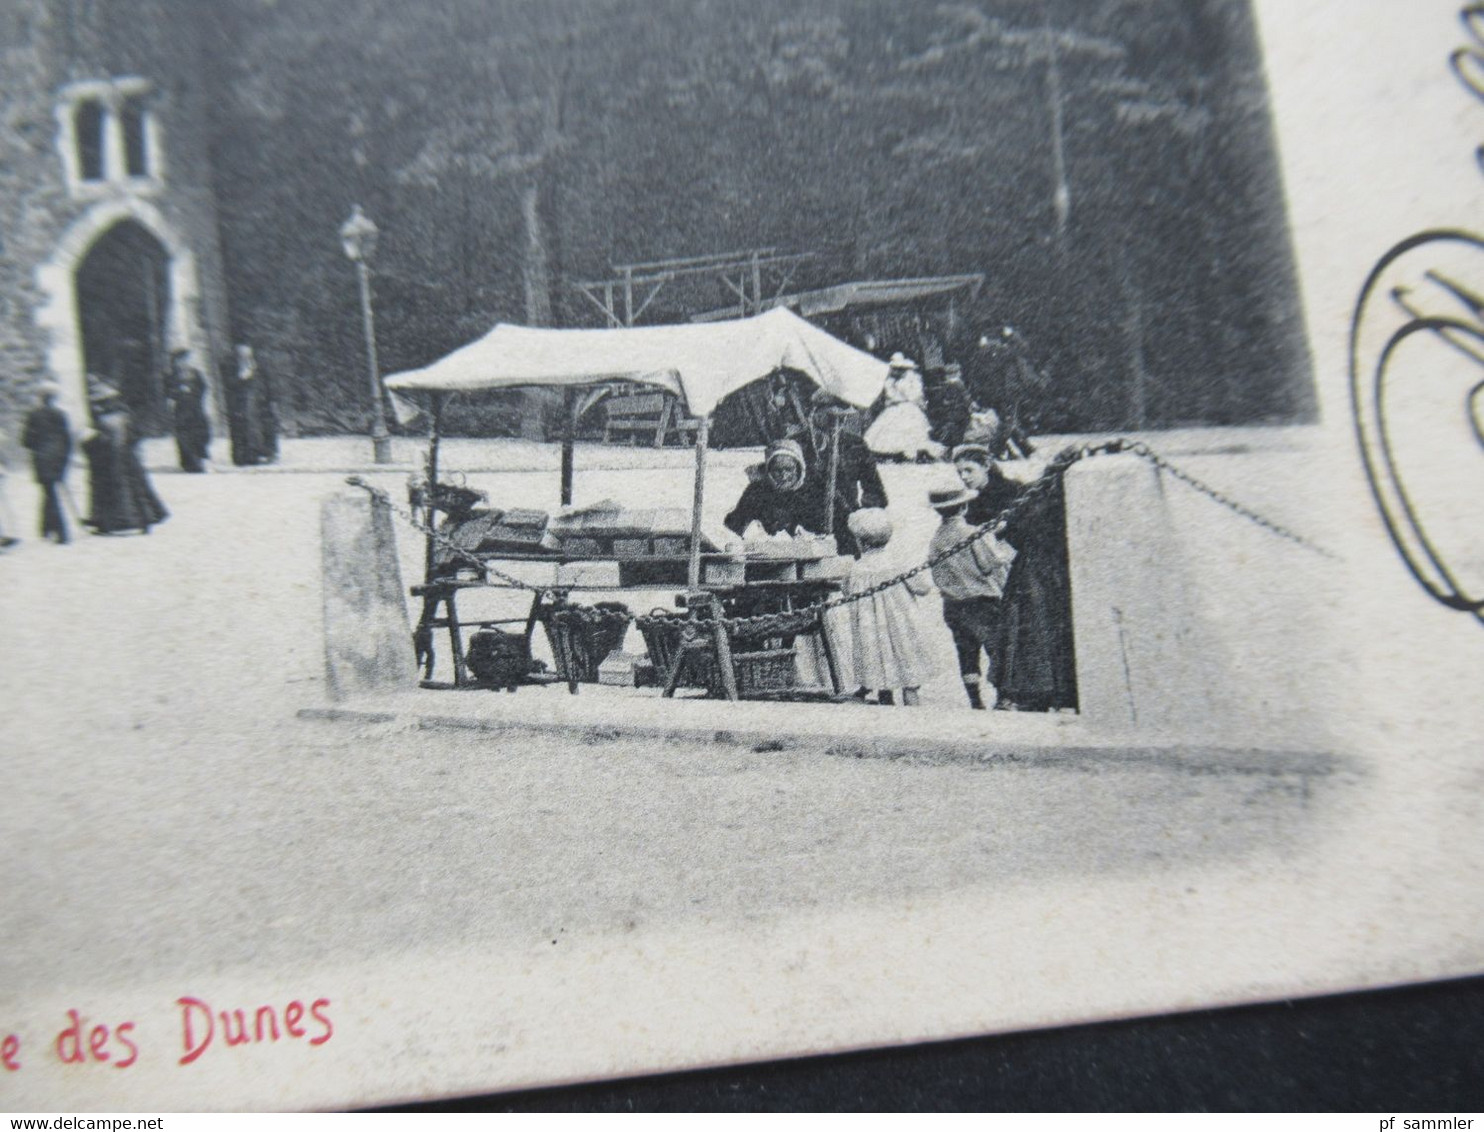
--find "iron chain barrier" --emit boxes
[347,438,1339,638]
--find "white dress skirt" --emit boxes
[846,548,936,690]
[865,371,939,459]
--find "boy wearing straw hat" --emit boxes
[927,482,1016,709]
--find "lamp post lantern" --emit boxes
[340,204,392,465]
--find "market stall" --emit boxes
[383,307,889,700]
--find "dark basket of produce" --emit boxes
[464,627,533,687]
[635,609,713,693]
[636,610,799,698]
[547,602,633,683]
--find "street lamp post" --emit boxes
[340,204,392,465]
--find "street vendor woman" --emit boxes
[724,423,887,558]
[723,426,883,695]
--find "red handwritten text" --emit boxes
[177,996,333,1066]
[54,1010,138,1069]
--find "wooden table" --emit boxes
[410,554,846,700]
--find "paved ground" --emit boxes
[0,436,1347,1001]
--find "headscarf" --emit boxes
[764,438,807,492]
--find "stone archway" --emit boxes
[74,220,171,434]
[34,198,205,432]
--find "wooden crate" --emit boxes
[556,560,622,587]
[744,559,802,582]
[703,559,747,586]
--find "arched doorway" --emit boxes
[73,220,171,435]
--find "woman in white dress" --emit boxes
[844,508,935,705]
[864,353,942,461]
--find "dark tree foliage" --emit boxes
[202,0,1314,434]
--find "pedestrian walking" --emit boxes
[21,382,72,543]
[924,363,972,452]
[81,378,169,535]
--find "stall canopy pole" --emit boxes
[687,416,710,591]
[425,392,445,585]
[824,412,841,542]
[559,388,576,507]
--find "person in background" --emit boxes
[953,443,1021,527]
[864,353,942,462]
[81,379,168,535]
[229,343,279,465]
[953,443,1075,712]
[927,482,1016,709]
[923,363,972,452]
[794,389,888,543]
[21,382,72,544]
[164,348,211,473]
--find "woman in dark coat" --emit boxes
[82,381,169,535]
[955,443,1076,712]
[229,344,279,466]
[165,349,212,473]
[724,432,886,559]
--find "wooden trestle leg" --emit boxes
[445,590,469,687]
[708,594,739,701]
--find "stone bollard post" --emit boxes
[320,487,415,701]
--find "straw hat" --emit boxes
[929,484,975,511]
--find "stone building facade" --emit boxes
[0,0,231,452]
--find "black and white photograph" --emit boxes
[0,0,1480,1112]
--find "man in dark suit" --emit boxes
[797,389,887,554]
[22,383,72,544]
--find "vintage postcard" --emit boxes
[1,0,1481,1112]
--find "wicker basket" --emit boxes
[635,611,714,692]
[635,611,797,698]
[547,602,633,683]
[730,648,798,696]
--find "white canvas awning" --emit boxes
[383,306,888,423]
